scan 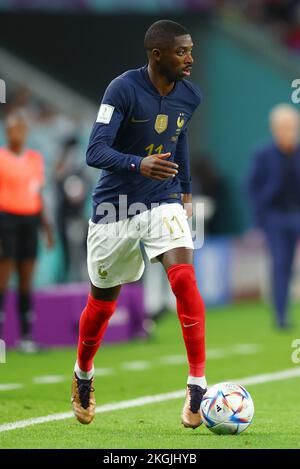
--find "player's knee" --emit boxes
[80,296,117,338]
[167,264,198,299]
[89,293,117,315]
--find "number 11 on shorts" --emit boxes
[163,215,185,239]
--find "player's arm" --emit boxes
[86,79,178,179]
[86,79,143,173]
[174,127,193,218]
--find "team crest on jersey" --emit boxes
[155,114,168,134]
[98,264,108,279]
[177,113,185,129]
[175,113,185,136]
[170,113,185,141]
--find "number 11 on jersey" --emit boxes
[145,144,164,156]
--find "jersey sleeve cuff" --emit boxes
[128,155,143,173]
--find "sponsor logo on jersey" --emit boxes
[131,117,150,123]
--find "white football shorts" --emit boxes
[87,203,194,288]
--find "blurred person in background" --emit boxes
[53,136,90,282]
[0,110,54,352]
[191,154,225,235]
[247,104,300,329]
[5,86,47,122]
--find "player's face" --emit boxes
[6,119,28,149]
[159,35,194,82]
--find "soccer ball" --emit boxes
[200,382,254,435]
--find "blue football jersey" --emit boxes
[87,65,201,222]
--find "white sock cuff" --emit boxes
[74,361,94,380]
[187,376,207,389]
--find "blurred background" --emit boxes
[1,0,300,349]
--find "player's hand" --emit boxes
[140,153,179,181]
[182,193,193,218]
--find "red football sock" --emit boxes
[167,264,206,377]
[77,294,117,373]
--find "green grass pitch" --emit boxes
[0,301,299,449]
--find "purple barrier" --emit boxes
[3,282,146,348]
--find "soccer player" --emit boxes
[71,20,207,427]
[0,111,54,351]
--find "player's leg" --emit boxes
[142,203,206,429]
[265,228,296,328]
[158,247,206,428]
[15,215,39,352]
[72,283,121,425]
[0,213,16,338]
[268,227,298,328]
[0,259,15,338]
[72,218,145,424]
[76,282,121,377]
[281,229,299,327]
[16,258,37,352]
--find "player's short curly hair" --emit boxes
[144,20,190,54]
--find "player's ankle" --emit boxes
[74,360,94,380]
[187,375,207,389]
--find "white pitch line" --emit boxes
[237,367,300,386]
[0,367,299,433]
[94,368,114,377]
[122,361,150,371]
[0,345,262,392]
[33,376,65,384]
[206,349,226,359]
[0,384,23,392]
[160,344,261,365]
[231,344,262,355]
[160,355,187,365]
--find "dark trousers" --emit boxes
[265,216,300,326]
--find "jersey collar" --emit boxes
[140,64,178,98]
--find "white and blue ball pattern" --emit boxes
[200,382,254,435]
